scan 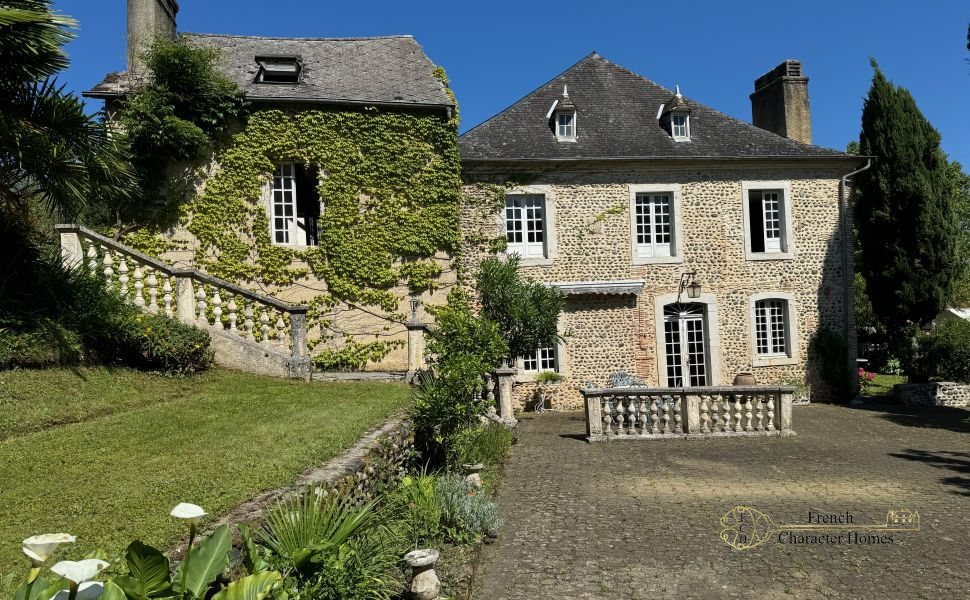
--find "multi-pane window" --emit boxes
[747,189,785,253]
[506,194,546,259]
[755,299,788,356]
[523,346,557,372]
[663,303,708,387]
[271,162,296,244]
[634,193,673,257]
[557,112,575,140]
[671,114,689,139]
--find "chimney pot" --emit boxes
[750,60,812,145]
[127,0,179,73]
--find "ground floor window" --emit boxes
[270,161,321,247]
[754,298,789,356]
[522,346,557,372]
[663,303,708,387]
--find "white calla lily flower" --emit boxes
[170,502,206,522]
[51,581,104,600]
[50,559,109,584]
[22,533,76,562]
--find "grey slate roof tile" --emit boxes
[86,33,453,109]
[459,53,849,161]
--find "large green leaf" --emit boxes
[210,572,281,600]
[99,581,129,600]
[173,525,231,600]
[13,577,48,600]
[236,524,268,574]
[123,540,172,597]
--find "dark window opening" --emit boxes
[255,55,302,84]
[294,164,320,246]
[748,193,765,253]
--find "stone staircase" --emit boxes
[56,224,311,379]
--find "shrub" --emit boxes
[809,328,852,403]
[383,470,442,549]
[915,319,970,383]
[119,312,214,375]
[0,321,83,369]
[447,422,514,471]
[435,475,502,543]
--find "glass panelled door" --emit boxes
[663,303,709,387]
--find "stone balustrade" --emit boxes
[582,386,795,441]
[56,224,311,379]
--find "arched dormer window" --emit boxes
[547,86,577,142]
[660,85,691,142]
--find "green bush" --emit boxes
[383,470,442,549]
[435,475,501,543]
[915,319,970,383]
[447,422,515,471]
[119,312,214,375]
[0,321,83,369]
[809,328,852,403]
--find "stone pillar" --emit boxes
[584,393,602,440]
[404,549,440,600]
[495,360,517,426]
[406,319,427,383]
[779,392,793,433]
[288,309,312,381]
[57,225,84,270]
[683,394,699,434]
[173,271,196,324]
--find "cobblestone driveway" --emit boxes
[473,403,970,599]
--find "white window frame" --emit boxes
[653,292,722,387]
[515,314,567,383]
[749,292,799,367]
[266,161,320,248]
[671,113,690,141]
[629,184,683,265]
[502,185,557,266]
[741,181,795,260]
[556,111,576,142]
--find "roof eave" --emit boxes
[460,154,864,165]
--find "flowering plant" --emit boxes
[858,367,875,394]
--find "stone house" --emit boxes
[459,53,865,407]
[84,0,458,372]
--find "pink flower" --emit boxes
[857,367,864,376]
[867,373,874,380]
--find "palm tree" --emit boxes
[0,0,135,222]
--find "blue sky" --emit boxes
[57,1,970,164]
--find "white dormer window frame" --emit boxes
[671,113,690,141]
[556,111,576,142]
[255,55,303,84]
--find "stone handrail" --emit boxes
[581,385,795,442]
[56,224,310,376]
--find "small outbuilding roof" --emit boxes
[85,33,453,111]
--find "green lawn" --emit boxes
[0,368,409,586]
[865,372,906,397]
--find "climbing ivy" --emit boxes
[147,68,462,369]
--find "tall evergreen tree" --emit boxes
[854,60,959,334]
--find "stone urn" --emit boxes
[462,463,485,489]
[733,371,757,386]
[405,549,441,600]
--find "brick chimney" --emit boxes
[127,0,179,73]
[750,60,812,144]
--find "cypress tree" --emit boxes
[854,59,959,335]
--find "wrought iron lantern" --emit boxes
[677,271,702,302]
[409,295,420,320]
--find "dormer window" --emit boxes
[671,114,690,140]
[661,85,692,142]
[548,85,577,142]
[255,55,302,84]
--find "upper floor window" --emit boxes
[634,193,672,257]
[506,194,546,259]
[256,55,302,84]
[270,161,320,247]
[523,346,558,373]
[742,182,793,260]
[671,113,690,140]
[754,299,789,356]
[557,112,575,141]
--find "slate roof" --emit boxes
[85,33,453,110]
[459,53,851,162]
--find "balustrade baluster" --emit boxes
[638,396,648,435]
[766,394,776,432]
[227,296,238,332]
[196,285,208,324]
[743,394,754,432]
[627,397,639,435]
[86,242,98,274]
[101,246,114,290]
[133,266,145,308]
[260,306,270,342]
[603,398,614,437]
[162,276,173,317]
[700,396,710,433]
[733,395,743,432]
[614,396,625,436]
[650,398,660,434]
[673,397,682,433]
[212,289,223,328]
[710,397,720,432]
[275,312,287,346]
[755,395,765,432]
[118,256,129,298]
[721,396,730,432]
[661,398,671,434]
[244,300,255,340]
[146,270,159,313]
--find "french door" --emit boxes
[663,303,709,387]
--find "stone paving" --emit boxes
[473,403,970,599]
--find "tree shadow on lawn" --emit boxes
[889,449,970,496]
[846,400,970,434]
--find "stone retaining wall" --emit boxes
[893,382,970,407]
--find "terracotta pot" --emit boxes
[733,372,757,386]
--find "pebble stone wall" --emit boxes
[893,382,970,407]
[461,163,857,409]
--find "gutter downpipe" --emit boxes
[839,158,872,354]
